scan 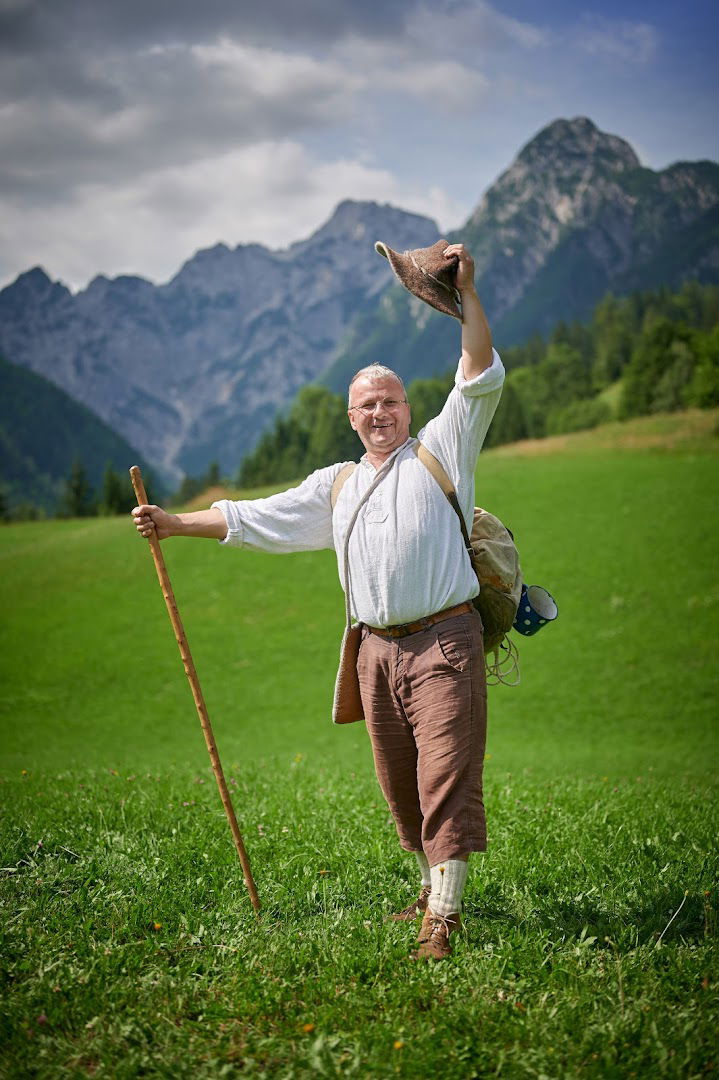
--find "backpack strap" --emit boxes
[415,443,473,553]
[415,442,454,496]
[417,442,520,683]
[330,462,357,510]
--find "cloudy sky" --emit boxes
[2,0,717,290]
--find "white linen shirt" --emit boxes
[213,349,505,627]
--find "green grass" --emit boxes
[1,413,718,1077]
[2,768,716,1078]
[1,414,717,778]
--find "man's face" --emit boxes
[347,374,411,457]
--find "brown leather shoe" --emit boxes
[387,885,431,922]
[411,909,462,960]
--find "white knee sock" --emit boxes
[428,862,443,913]
[414,851,431,889]
[430,858,469,916]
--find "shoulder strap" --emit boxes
[415,443,453,495]
[330,462,357,510]
[415,442,473,552]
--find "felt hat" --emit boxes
[375,238,462,320]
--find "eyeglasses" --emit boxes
[349,397,408,416]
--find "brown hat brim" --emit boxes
[375,239,462,321]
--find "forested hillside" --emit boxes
[0,355,158,516]
[237,281,719,487]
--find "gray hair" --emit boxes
[348,364,407,404]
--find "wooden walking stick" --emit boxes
[130,465,261,913]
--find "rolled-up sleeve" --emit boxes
[211,463,348,554]
[455,347,505,397]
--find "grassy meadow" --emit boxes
[1,410,718,1078]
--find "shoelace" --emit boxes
[420,913,457,943]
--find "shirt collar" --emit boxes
[359,437,415,472]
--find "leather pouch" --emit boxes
[332,623,364,725]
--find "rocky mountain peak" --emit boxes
[84,273,154,299]
[0,267,70,320]
[15,266,52,290]
[287,199,438,257]
[166,239,279,300]
[471,117,641,230]
[462,117,649,319]
[518,116,640,173]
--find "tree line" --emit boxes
[0,461,167,523]
[236,280,719,487]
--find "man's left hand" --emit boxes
[443,243,475,294]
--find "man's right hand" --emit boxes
[132,504,178,541]
[131,504,229,541]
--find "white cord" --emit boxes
[486,636,521,686]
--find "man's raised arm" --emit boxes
[444,243,493,379]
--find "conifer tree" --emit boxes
[99,464,130,514]
[58,459,95,518]
[204,461,221,488]
[686,326,719,408]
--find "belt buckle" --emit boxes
[390,622,411,637]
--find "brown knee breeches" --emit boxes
[357,610,487,866]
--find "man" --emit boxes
[133,242,504,959]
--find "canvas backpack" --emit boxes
[330,442,523,683]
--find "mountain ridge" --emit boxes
[2,116,718,483]
[0,200,440,482]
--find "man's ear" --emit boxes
[348,409,358,432]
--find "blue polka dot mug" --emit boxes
[513,584,558,636]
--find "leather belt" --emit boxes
[365,601,474,639]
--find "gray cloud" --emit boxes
[0,1,427,205]
[4,0,530,204]
[0,0,478,285]
[0,0,416,58]
[0,40,360,199]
